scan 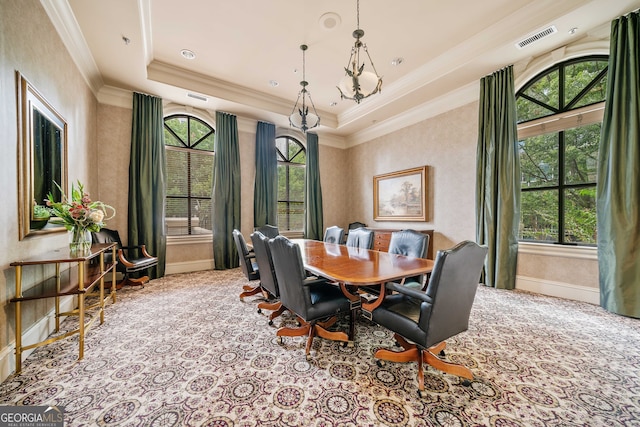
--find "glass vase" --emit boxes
[69,226,92,257]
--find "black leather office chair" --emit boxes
[269,235,351,359]
[232,229,261,300]
[91,228,158,289]
[323,226,345,244]
[345,227,374,249]
[255,224,279,238]
[371,240,488,396]
[250,230,286,325]
[387,229,430,289]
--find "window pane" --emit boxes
[520,189,558,242]
[192,198,212,234]
[165,117,188,146]
[164,128,184,147]
[564,123,600,185]
[165,197,189,236]
[524,69,559,110]
[519,133,559,188]
[289,166,305,202]
[564,187,596,244]
[289,201,304,231]
[517,97,555,123]
[276,139,288,161]
[277,165,287,199]
[564,60,607,107]
[166,150,188,196]
[191,119,215,151]
[190,152,214,197]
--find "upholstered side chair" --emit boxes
[345,227,374,249]
[323,226,345,244]
[250,230,286,325]
[371,240,488,397]
[255,224,279,238]
[232,229,261,300]
[387,229,430,289]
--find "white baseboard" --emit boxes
[516,275,600,305]
[0,295,77,383]
[165,260,215,276]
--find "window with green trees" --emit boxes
[516,56,607,245]
[164,114,215,236]
[276,136,305,231]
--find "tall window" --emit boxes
[164,114,215,236]
[516,56,607,245]
[276,136,305,231]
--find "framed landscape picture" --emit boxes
[374,166,427,221]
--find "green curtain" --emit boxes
[475,65,520,289]
[212,111,240,269]
[128,92,166,279]
[597,10,640,319]
[253,121,277,228]
[304,132,323,240]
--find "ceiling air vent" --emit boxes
[187,93,208,102]
[515,25,557,49]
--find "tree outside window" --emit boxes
[276,136,305,231]
[164,114,214,236]
[517,56,607,245]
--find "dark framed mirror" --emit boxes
[17,71,68,240]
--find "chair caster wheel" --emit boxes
[461,379,472,387]
[418,390,425,398]
[439,350,446,357]
[305,354,312,361]
[277,337,284,345]
[257,308,262,314]
[376,360,384,368]
[268,320,274,326]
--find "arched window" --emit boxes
[516,56,608,245]
[276,136,305,231]
[164,114,215,236]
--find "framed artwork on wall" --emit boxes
[373,166,427,221]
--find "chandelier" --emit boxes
[337,0,383,103]
[289,44,320,133]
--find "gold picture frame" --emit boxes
[374,166,427,221]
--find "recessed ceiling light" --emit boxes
[391,57,404,66]
[568,27,578,35]
[269,80,279,87]
[319,12,341,31]
[180,49,196,60]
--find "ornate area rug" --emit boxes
[1,269,639,426]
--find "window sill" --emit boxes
[518,242,597,260]
[167,234,212,246]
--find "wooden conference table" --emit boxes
[292,239,434,340]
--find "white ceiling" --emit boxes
[46,0,640,146]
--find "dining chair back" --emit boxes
[323,226,345,244]
[345,227,374,249]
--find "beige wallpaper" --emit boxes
[346,102,479,253]
[0,0,99,364]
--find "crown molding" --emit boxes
[39,0,103,95]
[147,60,339,130]
[345,82,479,148]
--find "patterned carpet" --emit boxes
[1,269,639,426]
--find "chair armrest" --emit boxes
[385,281,433,303]
[121,244,155,258]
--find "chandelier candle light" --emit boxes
[337,0,383,103]
[289,44,320,133]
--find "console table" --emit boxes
[10,243,117,373]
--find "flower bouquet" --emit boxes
[46,181,116,256]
